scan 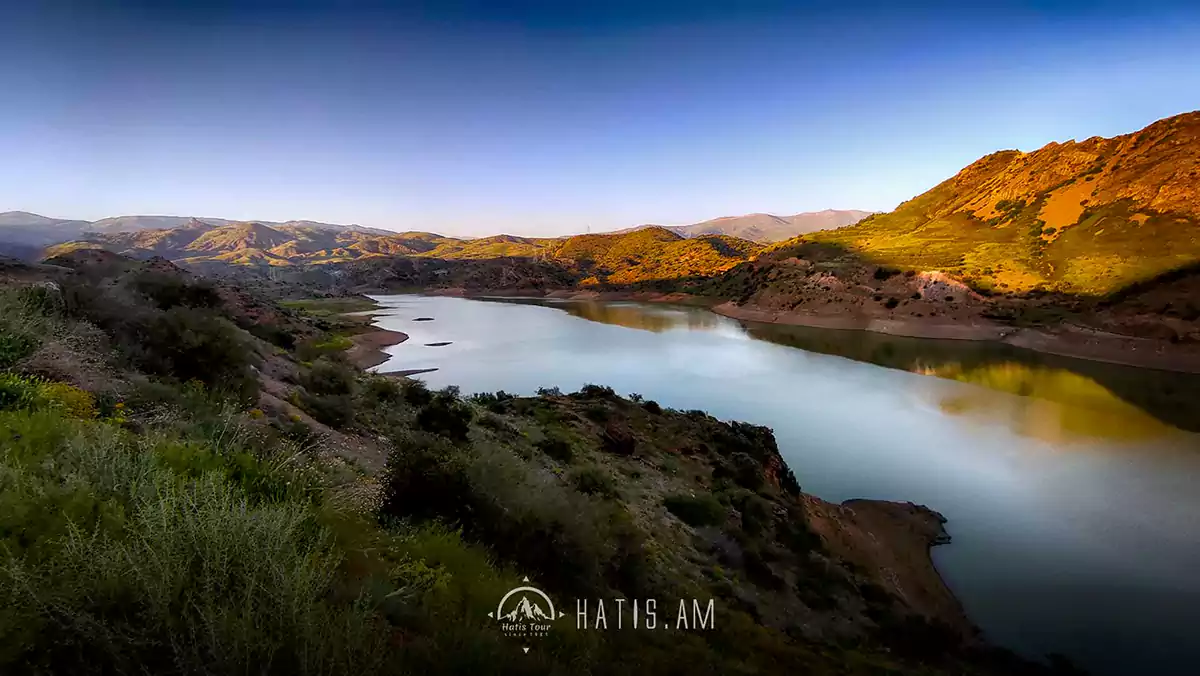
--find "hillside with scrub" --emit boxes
[0,251,1070,675]
[806,111,1200,296]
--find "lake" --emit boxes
[368,294,1200,676]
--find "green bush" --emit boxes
[415,392,474,442]
[663,494,726,527]
[138,307,260,402]
[401,379,434,406]
[130,270,222,310]
[536,431,574,463]
[572,466,617,497]
[469,390,515,412]
[0,409,389,675]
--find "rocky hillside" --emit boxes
[0,253,1061,675]
[805,111,1200,296]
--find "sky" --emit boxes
[2,1,1199,237]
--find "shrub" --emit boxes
[663,494,726,527]
[0,331,38,369]
[415,392,473,442]
[136,307,260,403]
[469,390,515,412]
[884,298,900,309]
[574,383,615,399]
[302,358,357,397]
[297,392,355,429]
[642,399,662,414]
[0,409,389,675]
[873,266,899,280]
[130,270,222,310]
[0,375,96,419]
[0,373,39,411]
[35,381,97,419]
[572,466,617,498]
[536,432,574,463]
[402,379,434,406]
[361,375,403,405]
[379,433,476,525]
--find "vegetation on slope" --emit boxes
[0,254,1066,675]
[804,111,1200,296]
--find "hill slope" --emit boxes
[806,111,1200,296]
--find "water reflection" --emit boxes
[742,322,1200,441]
[481,298,1200,442]
[931,363,1178,443]
[486,297,722,333]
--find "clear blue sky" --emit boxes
[2,1,1198,236]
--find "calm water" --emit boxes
[369,295,1200,676]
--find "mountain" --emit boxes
[695,111,1200,356]
[501,595,550,622]
[48,222,761,287]
[0,212,398,255]
[802,111,1200,296]
[46,222,460,267]
[618,210,873,243]
[0,211,93,252]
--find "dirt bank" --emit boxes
[345,328,409,369]
[713,301,1200,374]
[806,497,975,637]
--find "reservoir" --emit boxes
[369,294,1200,676]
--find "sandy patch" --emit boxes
[1038,180,1094,229]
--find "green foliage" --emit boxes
[572,466,618,498]
[663,494,727,527]
[0,374,96,418]
[535,430,575,463]
[130,269,222,310]
[415,389,474,442]
[379,431,648,597]
[0,408,385,675]
[469,389,516,412]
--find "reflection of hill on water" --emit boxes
[931,362,1178,443]
[488,298,722,333]
[743,322,1200,438]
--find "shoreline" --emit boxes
[415,286,1200,374]
[345,327,409,369]
[711,301,1200,374]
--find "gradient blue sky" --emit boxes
[2,1,1198,236]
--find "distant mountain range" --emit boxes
[616,210,873,242]
[0,208,869,262]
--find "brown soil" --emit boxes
[345,329,409,369]
[806,497,974,637]
[714,301,1200,373]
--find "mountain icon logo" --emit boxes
[489,577,566,644]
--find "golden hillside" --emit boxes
[808,110,1200,295]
